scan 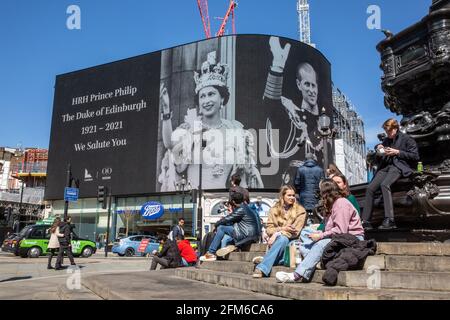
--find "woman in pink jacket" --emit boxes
[276,179,364,283]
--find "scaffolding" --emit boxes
[297,0,315,47]
[332,86,367,185]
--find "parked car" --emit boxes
[1,232,20,256]
[2,224,97,258]
[112,235,160,257]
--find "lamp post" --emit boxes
[197,127,206,240]
[318,107,332,171]
[63,164,72,221]
[14,148,25,233]
[17,179,25,233]
[175,175,192,221]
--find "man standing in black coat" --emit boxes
[55,216,76,270]
[294,153,325,219]
[229,174,250,204]
[362,119,419,230]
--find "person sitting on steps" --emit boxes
[176,235,198,267]
[149,234,182,270]
[199,191,261,262]
[275,179,364,283]
[361,118,419,230]
[252,185,306,278]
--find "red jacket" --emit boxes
[177,240,197,263]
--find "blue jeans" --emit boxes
[221,234,233,248]
[299,227,316,258]
[181,257,195,267]
[295,235,364,281]
[256,235,290,276]
[208,225,234,254]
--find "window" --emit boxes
[29,228,45,239]
[131,236,143,242]
[250,201,271,217]
[19,226,32,238]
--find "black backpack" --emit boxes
[200,231,216,256]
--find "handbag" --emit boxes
[283,243,297,268]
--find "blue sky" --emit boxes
[0,0,430,149]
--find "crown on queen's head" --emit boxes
[194,54,229,94]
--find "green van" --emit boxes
[17,224,96,258]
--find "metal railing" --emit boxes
[0,187,44,204]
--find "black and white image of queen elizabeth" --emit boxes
[157,38,264,192]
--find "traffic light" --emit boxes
[97,185,107,209]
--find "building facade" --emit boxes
[0,148,47,237]
[331,85,367,185]
[0,147,21,191]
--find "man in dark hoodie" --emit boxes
[149,234,182,270]
[55,216,76,270]
[294,153,325,219]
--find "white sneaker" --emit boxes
[252,256,264,264]
[199,253,217,262]
[216,245,237,257]
[275,271,297,283]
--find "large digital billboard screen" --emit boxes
[45,34,332,199]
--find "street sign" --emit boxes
[64,187,79,202]
[138,238,150,253]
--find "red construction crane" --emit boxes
[197,0,237,38]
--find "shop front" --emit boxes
[115,194,195,238]
[50,194,196,243]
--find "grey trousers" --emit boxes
[47,248,59,267]
[362,165,402,221]
[150,256,170,270]
[55,244,75,267]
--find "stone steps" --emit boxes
[228,251,266,262]
[248,242,450,256]
[175,268,450,300]
[376,242,450,256]
[228,252,450,272]
[198,260,450,291]
[381,255,450,272]
[333,270,450,291]
[199,260,291,277]
[179,242,450,299]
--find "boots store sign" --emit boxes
[140,201,164,220]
